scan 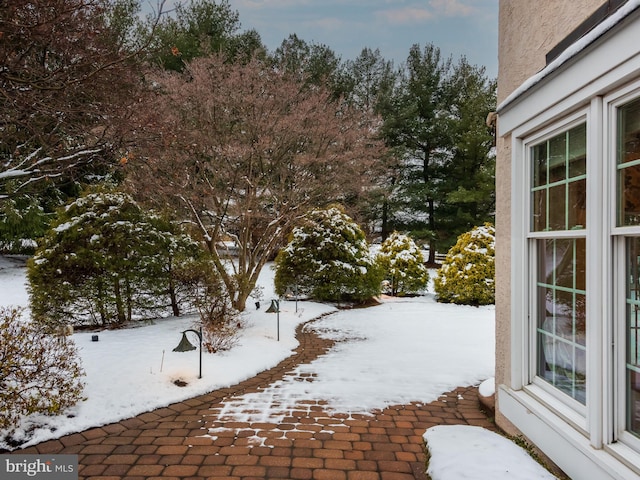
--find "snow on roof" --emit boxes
[498,0,640,112]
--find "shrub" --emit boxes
[175,259,243,353]
[434,222,495,305]
[274,205,383,303]
[0,307,85,434]
[378,232,429,296]
[0,194,50,254]
[28,190,206,328]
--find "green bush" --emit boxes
[274,206,383,303]
[434,222,495,305]
[0,307,84,434]
[378,232,429,296]
[28,190,207,328]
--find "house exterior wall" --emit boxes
[496,1,640,478]
[497,0,602,104]
[495,0,602,436]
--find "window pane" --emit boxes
[533,143,548,187]
[531,123,587,231]
[533,189,547,232]
[549,135,567,182]
[618,98,640,226]
[627,237,640,437]
[567,179,587,230]
[548,185,566,230]
[619,163,640,226]
[536,238,587,404]
[568,123,587,177]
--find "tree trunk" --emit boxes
[114,278,126,324]
[428,198,436,264]
[167,262,180,317]
[381,199,390,241]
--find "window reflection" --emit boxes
[531,124,587,232]
[627,238,640,437]
[618,98,640,226]
[536,238,587,404]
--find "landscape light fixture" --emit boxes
[173,327,203,379]
[265,299,280,341]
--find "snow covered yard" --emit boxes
[0,256,557,478]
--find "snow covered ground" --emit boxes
[0,255,556,479]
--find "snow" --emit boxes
[424,425,556,480]
[479,376,495,398]
[0,256,555,478]
[498,0,640,111]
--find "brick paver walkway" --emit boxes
[14,319,497,480]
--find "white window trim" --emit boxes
[509,82,640,471]
[500,9,640,478]
[604,84,640,455]
[511,108,592,427]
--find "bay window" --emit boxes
[518,89,640,456]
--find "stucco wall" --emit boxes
[497,0,603,103]
[495,0,602,436]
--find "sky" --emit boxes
[156,0,499,78]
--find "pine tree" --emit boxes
[274,206,383,303]
[28,190,205,327]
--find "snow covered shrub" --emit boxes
[274,205,383,303]
[0,307,84,434]
[28,190,206,328]
[434,222,495,305]
[377,232,429,296]
[0,194,50,254]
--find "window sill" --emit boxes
[498,385,640,480]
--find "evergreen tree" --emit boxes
[271,34,341,89]
[378,232,429,296]
[380,44,496,259]
[28,190,205,328]
[436,59,496,247]
[339,48,403,237]
[274,206,383,303]
[147,0,264,70]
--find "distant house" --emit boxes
[495,1,640,479]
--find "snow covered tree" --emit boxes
[434,223,495,305]
[0,194,50,253]
[127,54,385,311]
[28,190,206,328]
[0,307,84,433]
[274,206,383,303]
[377,232,429,296]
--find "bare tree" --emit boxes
[128,55,385,310]
[0,0,160,198]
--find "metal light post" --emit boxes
[266,299,280,341]
[172,326,203,379]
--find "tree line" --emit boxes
[0,0,496,311]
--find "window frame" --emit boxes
[522,112,590,422]
[606,84,640,453]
